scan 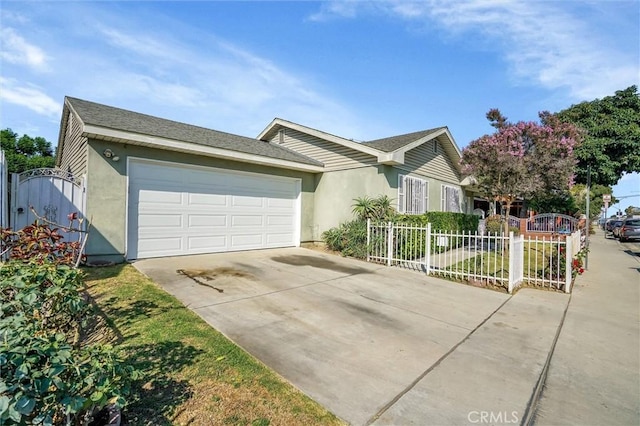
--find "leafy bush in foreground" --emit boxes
[0,261,139,425]
[1,220,85,266]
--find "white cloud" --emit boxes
[312,0,639,102]
[65,17,360,137]
[308,1,362,21]
[0,78,59,117]
[0,27,49,70]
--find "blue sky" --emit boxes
[1,0,639,212]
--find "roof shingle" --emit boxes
[65,97,323,167]
[362,127,445,152]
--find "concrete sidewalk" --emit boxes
[370,289,569,425]
[532,230,640,425]
[373,229,639,426]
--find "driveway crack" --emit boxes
[364,294,514,425]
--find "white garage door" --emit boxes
[127,159,301,259]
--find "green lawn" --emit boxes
[83,264,344,426]
[440,241,566,291]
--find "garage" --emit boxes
[127,159,301,259]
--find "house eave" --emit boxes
[377,151,405,165]
[82,124,325,173]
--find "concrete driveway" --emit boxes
[133,247,567,425]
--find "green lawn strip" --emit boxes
[440,244,565,291]
[83,264,344,426]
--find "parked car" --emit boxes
[619,217,640,242]
[605,218,623,238]
[612,220,624,239]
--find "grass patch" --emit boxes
[83,264,344,426]
[439,242,568,292]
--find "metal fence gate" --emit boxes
[10,168,86,241]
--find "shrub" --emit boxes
[322,219,368,259]
[1,256,137,424]
[483,214,519,235]
[1,313,138,425]
[0,262,87,345]
[393,212,481,257]
[1,220,85,266]
[352,195,396,222]
[395,211,479,232]
[485,215,503,234]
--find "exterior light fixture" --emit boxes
[103,149,120,162]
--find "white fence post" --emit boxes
[10,173,18,230]
[386,221,393,266]
[0,150,6,231]
[508,231,515,293]
[366,218,371,262]
[565,236,573,293]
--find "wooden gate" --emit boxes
[10,168,86,240]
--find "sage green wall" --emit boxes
[312,166,471,239]
[85,140,316,262]
[312,166,397,238]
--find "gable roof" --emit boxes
[363,128,445,152]
[58,97,324,172]
[258,118,383,158]
[258,118,462,170]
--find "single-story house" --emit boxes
[55,97,475,262]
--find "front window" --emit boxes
[441,185,461,212]
[398,175,428,214]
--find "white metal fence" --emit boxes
[0,150,7,231]
[367,220,583,293]
[527,213,579,234]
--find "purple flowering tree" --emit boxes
[461,109,579,235]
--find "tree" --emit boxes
[625,206,640,216]
[461,110,578,235]
[0,128,55,174]
[570,183,614,220]
[554,86,640,186]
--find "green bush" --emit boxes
[393,212,480,257]
[323,203,482,260]
[0,261,139,425]
[1,262,87,344]
[322,219,368,259]
[395,211,479,232]
[484,214,519,235]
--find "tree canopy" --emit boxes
[0,128,55,174]
[461,110,579,226]
[554,86,640,186]
[569,183,615,220]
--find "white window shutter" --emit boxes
[398,175,405,213]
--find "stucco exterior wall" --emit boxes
[85,140,316,262]
[312,166,472,239]
[312,165,397,237]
